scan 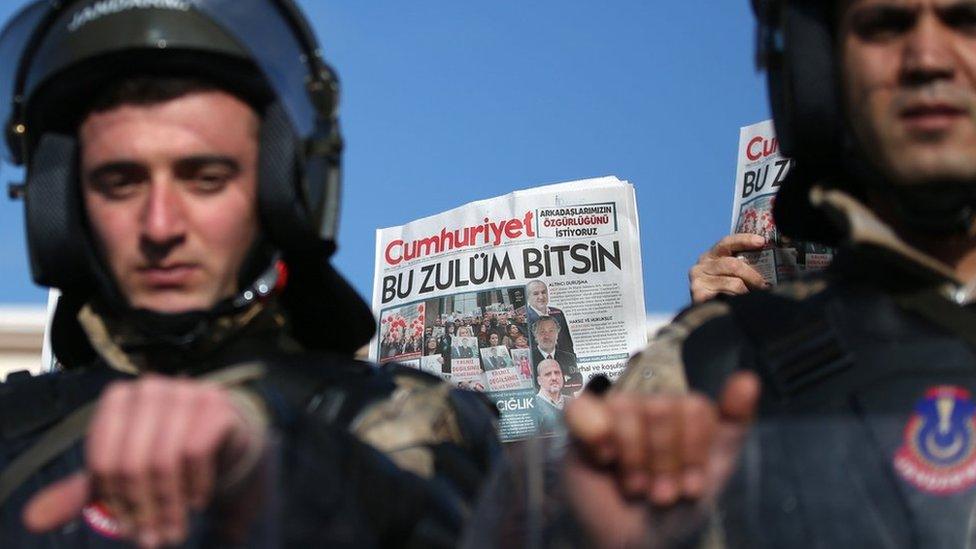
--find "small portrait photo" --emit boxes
[480,345,514,372]
[451,333,480,360]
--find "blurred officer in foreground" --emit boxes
[0,1,498,546]
[562,0,976,546]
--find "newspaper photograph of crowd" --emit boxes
[377,283,586,438]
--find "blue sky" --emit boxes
[0,1,769,314]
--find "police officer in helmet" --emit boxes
[560,0,976,546]
[0,1,498,546]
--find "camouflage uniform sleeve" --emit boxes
[604,298,767,549]
[351,370,500,483]
[615,300,734,395]
[262,362,500,548]
[348,370,500,544]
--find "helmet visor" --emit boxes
[191,0,328,138]
[0,0,50,164]
[0,0,330,164]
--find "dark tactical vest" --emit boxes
[685,250,976,548]
[0,352,499,548]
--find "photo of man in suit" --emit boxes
[451,326,477,359]
[452,341,474,359]
[530,316,583,396]
[522,280,575,354]
[481,346,508,371]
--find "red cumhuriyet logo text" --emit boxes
[746,134,779,161]
[385,212,535,266]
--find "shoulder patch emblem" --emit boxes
[894,386,976,495]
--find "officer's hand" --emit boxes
[563,371,760,547]
[689,234,768,303]
[22,375,266,549]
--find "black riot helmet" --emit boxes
[752,0,846,245]
[754,0,976,244]
[0,0,375,355]
[753,0,840,172]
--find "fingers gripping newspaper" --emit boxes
[731,120,833,284]
[370,176,647,441]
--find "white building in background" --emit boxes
[0,305,48,380]
[645,313,672,338]
[0,305,674,381]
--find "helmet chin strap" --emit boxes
[99,256,283,375]
[888,183,976,237]
[89,234,282,354]
[841,142,976,237]
[129,255,282,335]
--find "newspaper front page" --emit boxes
[370,176,647,441]
[730,120,833,284]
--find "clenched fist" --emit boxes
[564,372,760,548]
[23,375,267,548]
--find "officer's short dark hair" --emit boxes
[87,76,222,115]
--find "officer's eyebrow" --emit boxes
[844,3,919,39]
[939,1,976,29]
[84,161,148,186]
[173,155,242,177]
[83,156,243,188]
[843,1,976,34]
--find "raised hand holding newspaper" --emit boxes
[730,120,833,285]
[370,176,646,441]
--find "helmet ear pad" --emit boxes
[256,101,375,351]
[766,1,840,169]
[25,132,97,291]
[763,1,848,245]
[257,100,319,255]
